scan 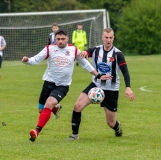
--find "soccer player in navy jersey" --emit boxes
[68,27,135,140]
[22,29,111,142]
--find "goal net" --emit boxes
[0,9,109,66]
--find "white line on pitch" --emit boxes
[140,86,152,92]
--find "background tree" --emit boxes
[77,0,131,31]
[10,0,87,12]
[116,0,161,55]
[76,0,132,46]
[0,0,9,12]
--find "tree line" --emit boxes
[0,0,160,55]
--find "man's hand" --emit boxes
[95,74,113,80]
[100,74,113,80]
[22,56,29,62]
[125,87,135,101]
[79,51,89,59]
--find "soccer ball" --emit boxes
[88,87,105,104]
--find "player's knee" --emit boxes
[45,101,56,109]
[74,102,84,112]
[45,97,58,109]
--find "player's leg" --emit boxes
[68,82,96,140]
[38,81,52,114]
[102,90,122,136]
[29,84,69,142]
[50,85,69,119]
[0,55,2,68]
[68,92,90,140]
[30,96,58,142]
[38,81,62,118]
[104,108,122,136]
[39,103,62,119]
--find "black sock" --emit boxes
[36,126,42,133]
[71,110,81,135]
[113,120,119,131]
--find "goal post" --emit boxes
[0,9,110,66]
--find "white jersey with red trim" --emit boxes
[25,44,95,86]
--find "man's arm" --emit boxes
[0,45,6,51]
[22,47,48,65]
[91,70,112,80]
[120,64,130,87]
[79,47,96,59]
[76,55,112,80]
[120,64,135,101]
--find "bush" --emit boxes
[116,0,161,55]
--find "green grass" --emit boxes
[0,55,161,160]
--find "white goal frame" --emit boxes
[0,9,109,28]
[0,9,110,66]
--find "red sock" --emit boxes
[36,108,51,132]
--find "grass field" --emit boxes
[0,55,161,160]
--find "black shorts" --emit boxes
[39,81,69,105]
[83,82,119,112]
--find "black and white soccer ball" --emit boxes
[88,87,105,104]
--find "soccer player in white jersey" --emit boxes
[0,35,6,68]
[22,29,111,142]
[68,27,135,140]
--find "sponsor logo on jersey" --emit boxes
[53,56,70,67]
[98,62,111,74]
[107,57,115,62]
[65,51,70,56]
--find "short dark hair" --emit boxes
[55,29,68,36]
[52,23,59,27]
[77,23,82,26]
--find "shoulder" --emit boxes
[47,44,57,49]
[49,32,54,36]
[113,46,124,56]
[67,44,79,52]
[97,45,103,49]
[113,46,125,60]
[113,46,122,53]
[64,44,77,50]
[0,35,4,39]
[92,45,103,52]
[67,43,75,47]
[87,45,102,55]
